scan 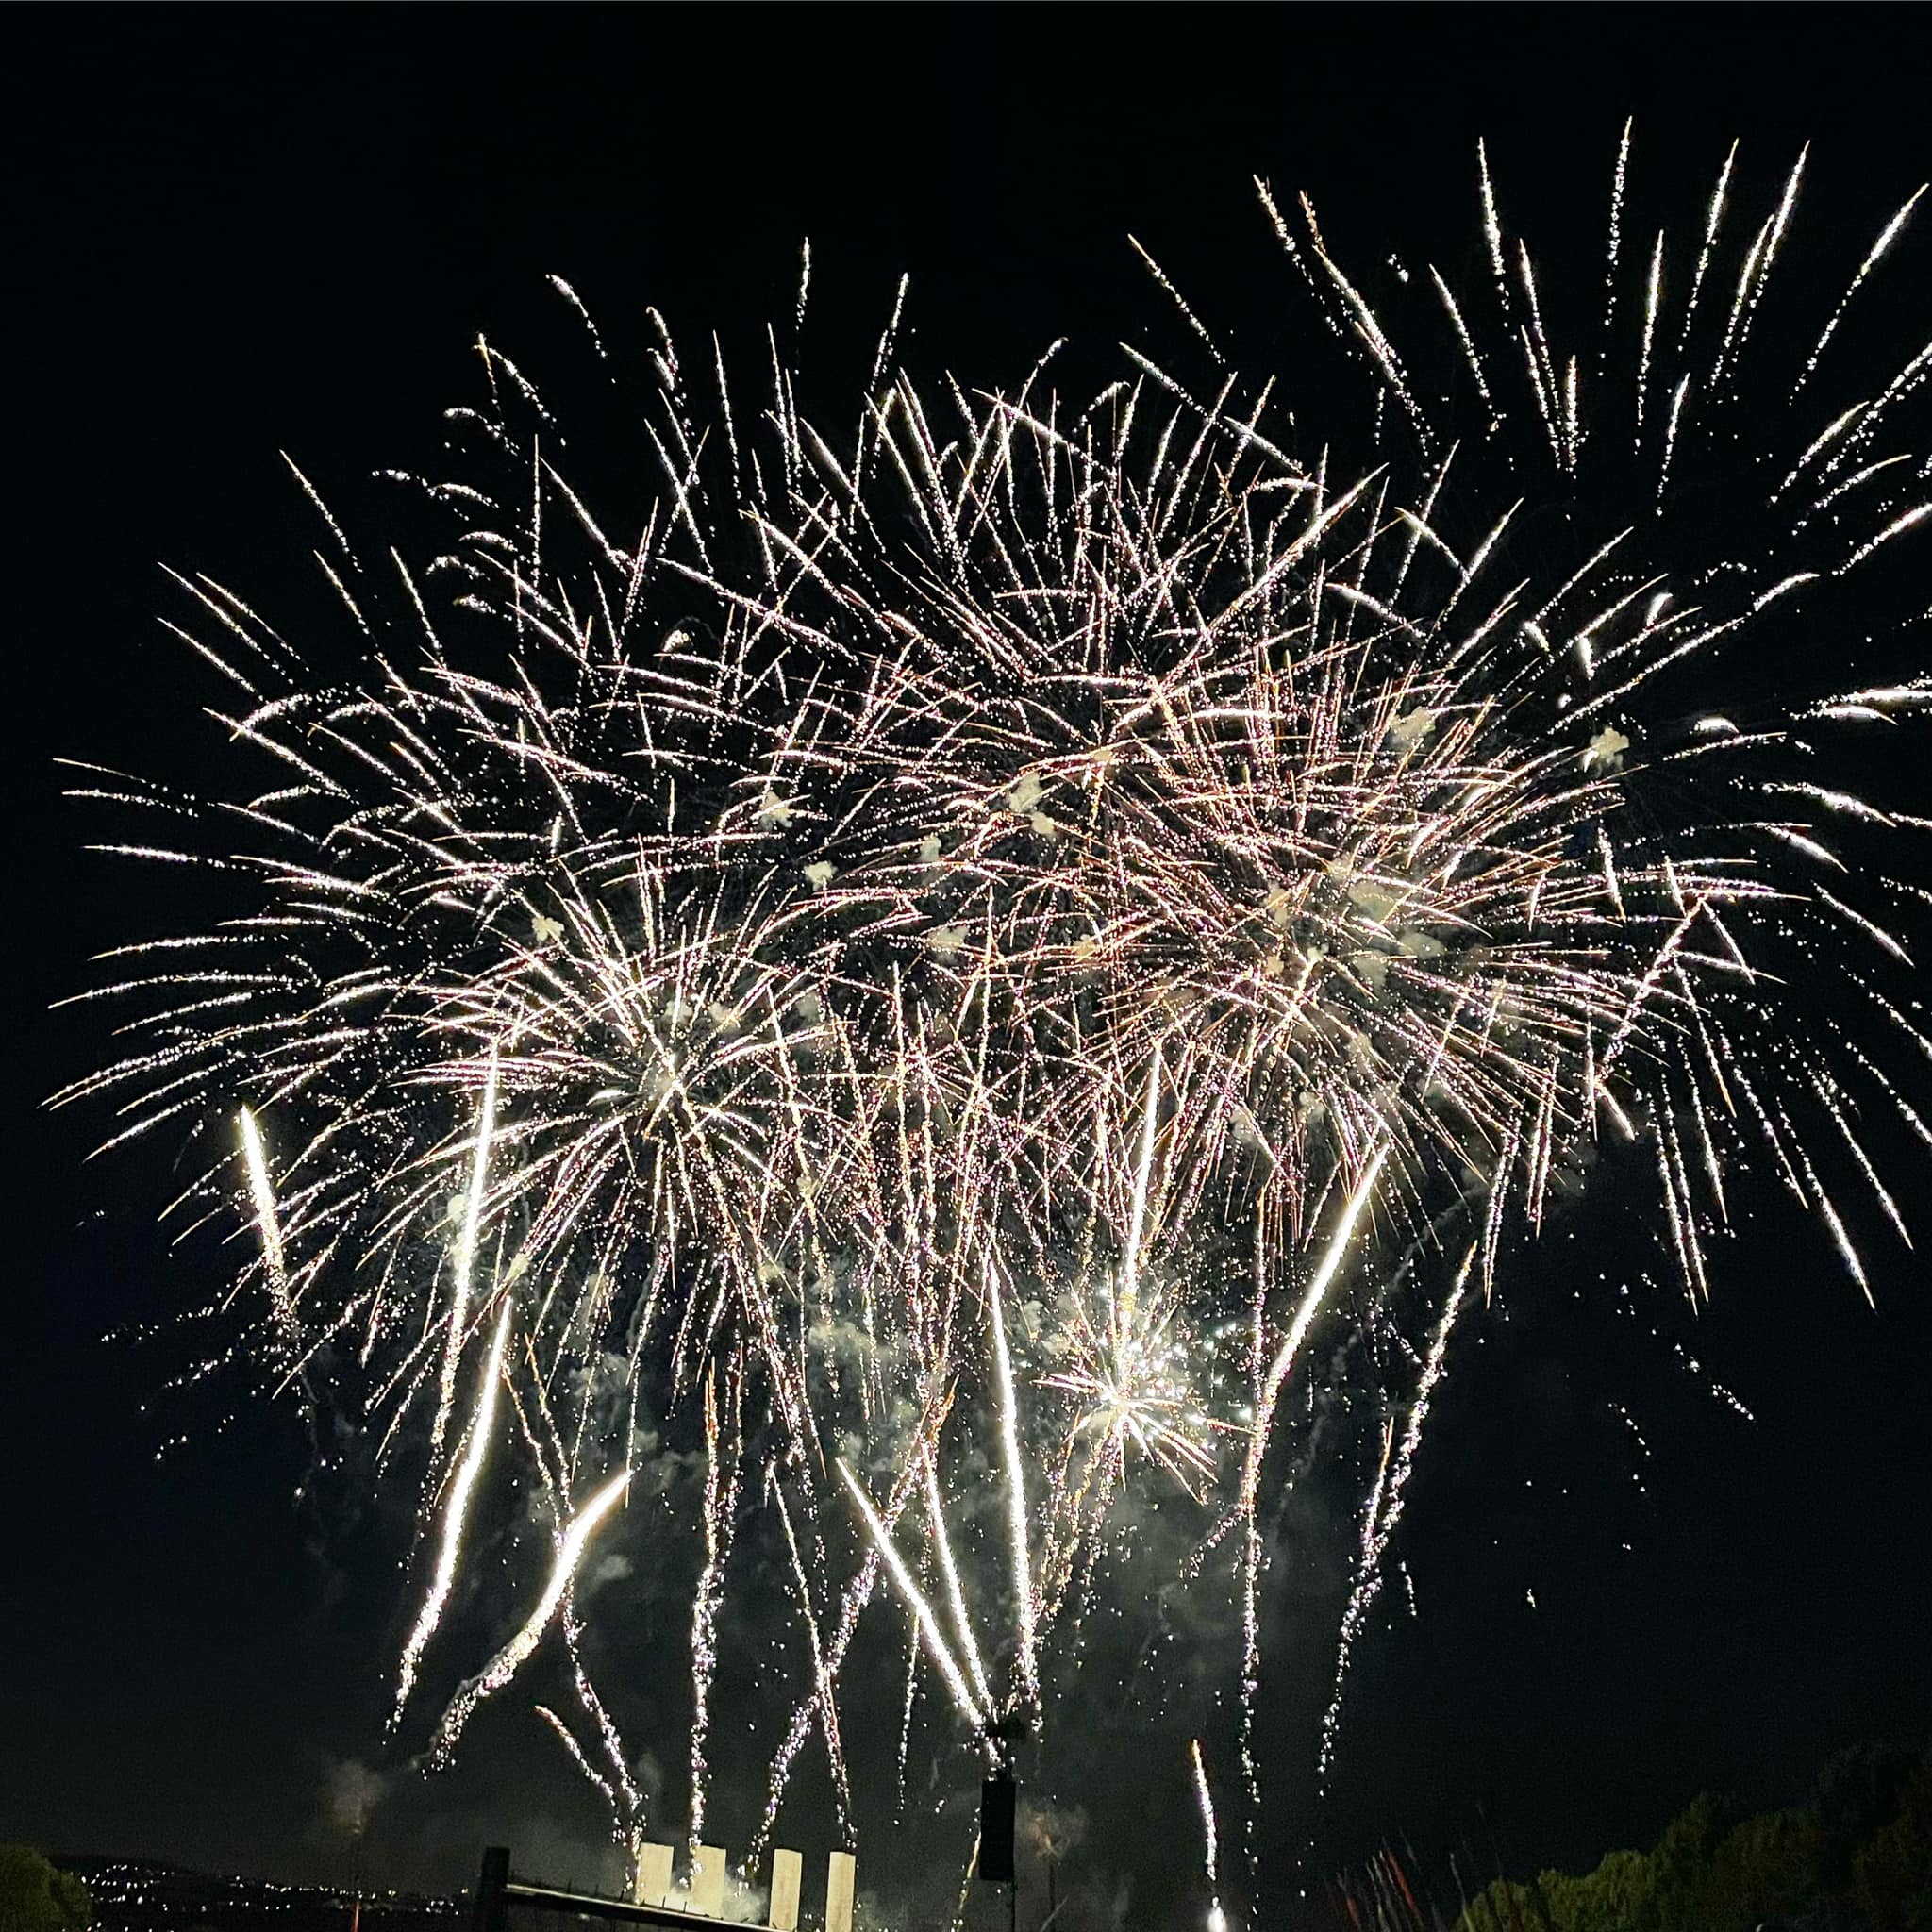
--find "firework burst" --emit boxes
[58,130,1929,1913]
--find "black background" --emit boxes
[5,4,1930,1921]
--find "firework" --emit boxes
[395,1296,514,1719]
[1191,1737,1224,1927]
[235,1106,290,1331]
[429,1463,631,1764]
[837,1459,988,1738]
[58,129,1930,1916]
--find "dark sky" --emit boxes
[6,5,1931,1926]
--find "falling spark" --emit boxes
[236,1106,290,1329]
[837,1460,987,1736]
[1319,1247,1475,1781]
[1241,1146,1391,1519]
[433,1045,499,1452]
[429,1464,630,1761]
[394,1297,513,1719]
[690,1369,732,1847]
[1191,1737,1221,1893]
[925,1458,994,1717]
[987,1270,1040,1713]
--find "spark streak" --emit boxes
[987,1268,1040,1713]
[1191,1737,1221,1894]
[1241,1146,1391,1519]
[434,1045,499,1452]
[837,1460,987,1737]
[429,1464,630,1762]
[236,1107,290,1328]
[394,1297,513,1719]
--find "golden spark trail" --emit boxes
[236,1108,290,1329]
[562,1622,645,1835]
[925,1460,994,1718]
[772,1473,853,1840]
[750,1537,887,1866]
[535,1704,617,1816]
[434,1045,499,1453]
[394,1297,513,1719]
[1318,1246,1475,1780]
[1120,1042,1164,1321]
[690,1371,730,1846]
[429,1463,630,1762]
[1240,1144,1391,1519]
[986,1267,1040,1711]
[837,1460,986,1735]
[1191,1738,1220,1894]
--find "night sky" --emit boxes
[7,6,1931,1924]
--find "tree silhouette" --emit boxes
[0,1848,91,1932]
